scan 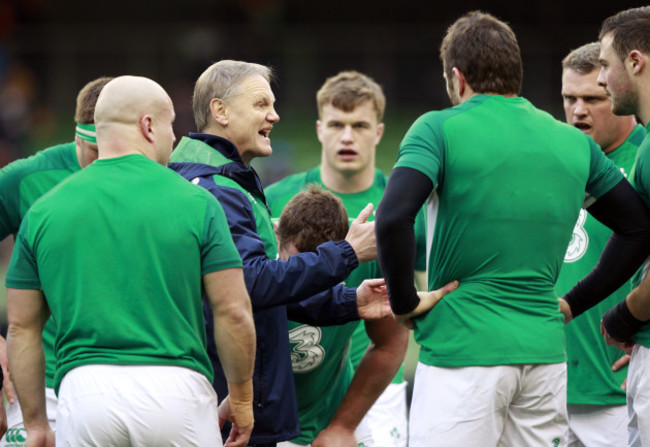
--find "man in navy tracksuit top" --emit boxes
[169,60,389,446]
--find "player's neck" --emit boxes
[603,120,639,153]
[320,165,375,194]
[638,77,650,127]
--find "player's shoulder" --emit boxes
[406,102,476,139]
[1,142,76,172]
[0,142,76,187]
[265,169,313,200]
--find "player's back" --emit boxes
[16,154,226,390]
[396,94,622,367]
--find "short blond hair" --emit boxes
[316,71,385,122]
[562,42,600,74]
[193,60,273,132]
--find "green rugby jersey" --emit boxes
[629,122,650,348]
[266,167,425,443]
[556,125,645,406]
[0,142,80,388]
[395,95,623,367]
[7,154,242,393]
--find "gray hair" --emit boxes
[193,60,273,132]
[562,42,600,74]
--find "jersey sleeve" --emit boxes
[585,137,625,201]
[6,214,41,289]
[393,112,445,188]
[200,194,244,275]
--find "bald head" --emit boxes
[95,76,176,165]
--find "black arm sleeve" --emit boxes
[376,167,434,315]
[564,179,650,317]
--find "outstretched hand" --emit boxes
[356,278,391,320]
[218,396,254,447]
[396,280,459,329]
[345,203,376,264]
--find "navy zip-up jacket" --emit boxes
[169,133,361,444]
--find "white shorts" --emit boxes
[409,362,568,447]
[277,382,407,447]
[627,344,650,447]
[0,387,57,447]
[355,381,408,447]
[56,364,222,447]
[567,404,627,447]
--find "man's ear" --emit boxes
[452,67,467,98]
[628,50,646,76]
[210,98,228,126]
[139,115,155,143]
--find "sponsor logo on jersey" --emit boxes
[564,209,588,263]
[289,325,326,373]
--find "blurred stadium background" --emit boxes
[0,0,644,401]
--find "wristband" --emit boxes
[227,379,254,427]
[602,299,644,343]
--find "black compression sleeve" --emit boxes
[564,179,650,317]
[376,167,434,315]
[602,299,644,343]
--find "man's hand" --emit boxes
[218,396,254,447]
[396,280,459,329]
[356,278,391,320]
[24,426,55,447]
[612,353,631,371]
[601,319,636,354]
[313,426,357,447]
[611,353,631,390]
[345,203,376,263]
[218,396,230,429]
[558,298,573,324]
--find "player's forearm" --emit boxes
[213,311,256,384]
[213,301,256,430]
[327,320,408,431]
[6,326,48,429]
[376,167,433,315]
[205,269,256,383]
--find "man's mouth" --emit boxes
[574,123,592,131]
[338,149,357,157]
[258,129,271,139]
